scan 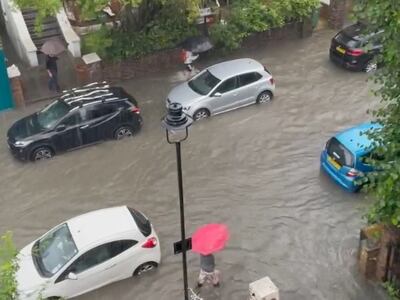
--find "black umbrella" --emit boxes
[180,36,214,54]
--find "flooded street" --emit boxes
[0,29,388,300]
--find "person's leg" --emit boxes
[48,76,53,91]
[53,72,61,93]
[212,269,221,287]
[197,269,206,287]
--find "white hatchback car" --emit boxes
[16,206,161,300]
[167,58,275,121]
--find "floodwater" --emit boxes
[0,29,388,300]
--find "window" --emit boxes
[238,73,262,87]
[61,112,82,127]
[109,240,137,257]
[67,244,113,274]
[188,71,221,95]
[215,77,237,94]
[326,137,354,167]
[128,208,151,237]
[32,224,78,277]
[37,101,71,129]
[81,104,117,121]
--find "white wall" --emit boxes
[0,0,38,66]
[321,0,330,5]
[56,8,81,58]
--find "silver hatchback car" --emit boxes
[167,58,275,121]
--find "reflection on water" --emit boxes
[0,30,387,300]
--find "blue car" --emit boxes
[320,122,382,192]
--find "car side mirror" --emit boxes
[66,272,78,280]
[56,124,67,132]
[213,92,222,97]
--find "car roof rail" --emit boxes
[63,89,111,103]
[60,83,110,100]
[69,93,114,106]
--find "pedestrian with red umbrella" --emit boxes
[192,223,230,288]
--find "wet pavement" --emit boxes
[0,29,388,300]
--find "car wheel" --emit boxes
[114,126,134,140]
[46,297,60,300]
[256,91,273,104]
[133,262,158,276]
[193,109,210,121]
[364,60,377,73]
[31,146,54,162]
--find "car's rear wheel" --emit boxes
[31,146,54,162]
[193,109,210,121]
[364,60,377,73]
[114,125,135,140]
[133,262,158,276]
[256,91,273,104]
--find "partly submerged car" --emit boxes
[320,122,382,192]
[16,206,160,299]
[167,58,275,121]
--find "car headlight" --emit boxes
[14,140,32,147]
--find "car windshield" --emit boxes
[327,137,354,167]
[37,101,70,129]
[188,70,221,95]
[32,223,78,277]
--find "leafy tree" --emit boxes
[0,232,18,300]
[352,1,400,226]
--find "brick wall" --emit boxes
[329,0,347,29]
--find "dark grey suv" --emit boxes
[7,82,142,161]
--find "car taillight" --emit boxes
[142,237,157,248]
[346,48,364,57]
[130,106,141,114]
[269,77,275,85]
[347,168,360,177]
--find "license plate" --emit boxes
[336,46,346,54]
[328,156,341,170]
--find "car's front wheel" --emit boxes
[133,262,158,276]
[193,108,210,121]
[114,125,135,140]
[31,146,54,162]
[256,91,273,104]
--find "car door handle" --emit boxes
[80,125,89,129]
[105,264,116,270]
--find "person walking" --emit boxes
[180,48,199,72]
[197,254,220,288]
[46,55,60,93]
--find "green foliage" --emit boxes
[83,4,198,61]
[209,0,319,51]
[82,26,113,59]
[384,282,400,300]
[352,1,400,226]
[13,0,61,32]
[0,232,18,300]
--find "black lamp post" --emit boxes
[162,103,193,300]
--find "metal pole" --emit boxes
[176,142,189,300]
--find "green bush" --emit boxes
[0,232,18,300]
[82,13,197,61]
[210,0,320,51]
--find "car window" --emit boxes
[37,101,71,129]
[67,244,113,274]
[109,240,138,257]
[61,112,82,127]
[238,72,262,87]
[360,152,384,165]
[215,77,237,94]
[326,137,354,167]
[188,70,221,95]
[82,104,117,121]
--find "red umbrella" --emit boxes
[192,223,230,255]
